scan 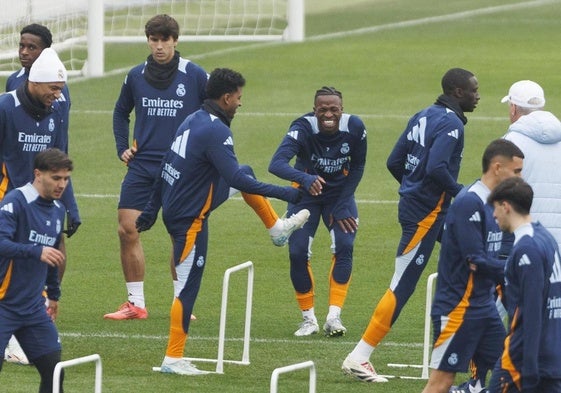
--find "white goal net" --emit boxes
[0,0,304,78]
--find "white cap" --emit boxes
[501,80,545,109]
[28,48,67,83]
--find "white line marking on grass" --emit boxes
[76,194,399,204]
[305,0,561,42]
[59,331,422,348]
[77,193,119,198]
[356,199,397,204]
[70,109,507,123]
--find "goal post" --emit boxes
[0,0,304,78]
[88,0,105,78]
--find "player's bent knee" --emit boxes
[118,225,141,241]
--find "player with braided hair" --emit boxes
[269,86,367,337]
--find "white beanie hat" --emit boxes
[28,48,67,83]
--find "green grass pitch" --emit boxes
[2,0,561,391]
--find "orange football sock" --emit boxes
[295,261,315,310]
[328,255,350,307]
[362,289,395,347]
[165,298,188,358]
[241,192,279,229]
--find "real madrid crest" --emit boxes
[447,353,458,366]
[176,83,186,97]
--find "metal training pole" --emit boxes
[53,354,102,393]
[270,360,316,393]
[216,260,254,373]
[182,261,254,374]
[421,272,438,379]
[386,272,437,379]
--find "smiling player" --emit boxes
[0,148,73,393]
[269,86,368,338]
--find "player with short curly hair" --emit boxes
[342,68,480,383]
[136,68,309,375]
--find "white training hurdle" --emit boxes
[386,272,437,380]
[270,360,316,393]
[153,261,254,374]
[52,353,102,392]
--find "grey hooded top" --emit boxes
[504,110,561,250]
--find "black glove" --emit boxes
[63,211,81,238]
[136,211,157,233]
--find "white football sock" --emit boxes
[126,281,145,308]
[348,339,375,363]
[164,355,182,363]
[326,305,341,321]
[173,280,182,298]
[302,308,317,323]
[268,219,284,237]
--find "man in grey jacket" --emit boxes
[502,80,561,250]
[452,80,561,393]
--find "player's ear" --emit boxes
[453,86,465,98]
[223,92,233,106]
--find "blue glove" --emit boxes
[63,211,81,238]
[136,211,157,233]
[286,187,303,204]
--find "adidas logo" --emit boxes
[406,117,427,146]
[447,129,460,139]
[450,379,485,393]
[288,130,299,140]
[223,136,233,146]
[171,129,190,158]
[0,203,13,213]
[518,254,531,266]
[550,252,561,283]
[468,211,481,222]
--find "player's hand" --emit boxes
[47,300,59,321]
[40,246,65,267]
[121,147,137,164]
[333,216,359,234]
[63,211,81,238]
[308,176,325,196]
[136,211,157,232]
[466,257,478,272]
